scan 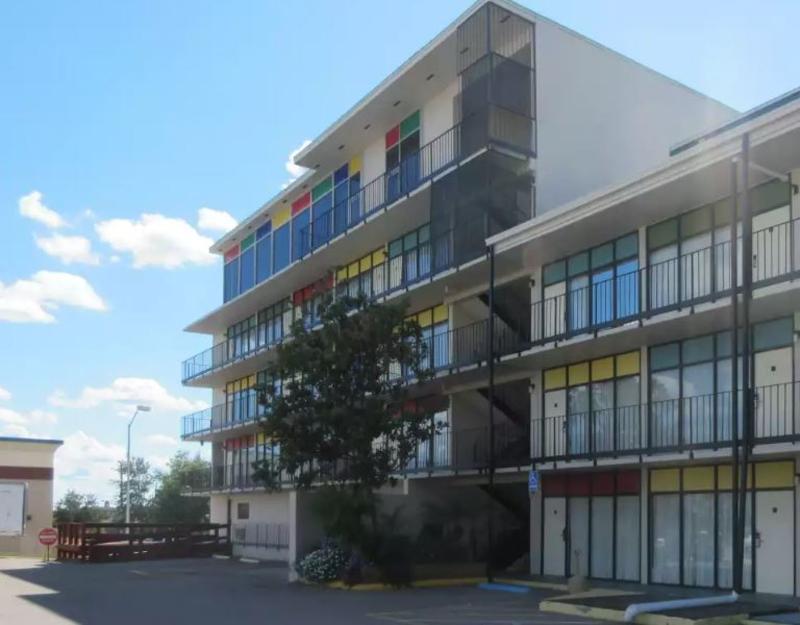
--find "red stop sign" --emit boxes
[38,528,58,546]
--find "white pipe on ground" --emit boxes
[623,591,738,623]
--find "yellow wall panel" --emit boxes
[417,310,433,328]
[651,468,680,492]
[372,249,386,265]
[349,155,362,174]
[756,461,794,489]
[568,362,590,386]
[337,268,348,282]
[348,261,359,276]
[256,432,266,445]
[272,206,291,228]
[591,357,614,381]
[544,367,566,390]
[683,466,714,492]
[359,256,372,273]
[713,465,752,490]
[433,304,448,324]
[616,351,640,376]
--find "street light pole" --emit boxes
[126,405,151,524]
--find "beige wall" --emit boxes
[0,439,60,557]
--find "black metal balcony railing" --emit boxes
[181,394,269,438]
[533,381,799,462]
[182,422,530,493]
[403,422,530,474]
[184,215,798,385]
[182,212,503,384]
[295,103,536,261]
[527,217,799,350]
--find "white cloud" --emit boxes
[35,234,100,266]
[0,406,57,438]
[0,270,107,323]
[95,213,216,269]
[0,386,10,401]
[197,207,237,234]
[18,191,66,229]
[49,377,208,413]
[146,433,179,447]
[282,139,312,189]
[54,431,125,499]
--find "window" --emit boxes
[239,235,256,293]
[541,470,640,582]
[227,315,257,360]
[385,110,421,202]
[226,374,258,425]
[237,502,250,520]
[293,275,333,328]
[541,233,638,339]
[273,222,290,273]
[336,249,387,302]
[388,224,432,289]
[255,222,272,283]
[646,464,793,589]
[406,305,449,373]
[542,351,641,458]
[257,299,292,347]
[310,179,332,249]
[223,249,240,303]
[647,179,791,310]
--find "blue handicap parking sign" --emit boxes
[528,469,539,494]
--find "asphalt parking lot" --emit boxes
[0,557,613,625]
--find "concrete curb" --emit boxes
[540,599,747,625]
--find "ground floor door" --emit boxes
[543,497,566,576]
[755,490,794,595]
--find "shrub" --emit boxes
[296,545,348,583]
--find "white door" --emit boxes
[755,490,794,595]
[544,389,566,457]
[754,347,793,439]
[543,497,566,576]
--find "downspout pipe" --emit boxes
[623,592,738,623]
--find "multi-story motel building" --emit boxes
[180,0,800,595]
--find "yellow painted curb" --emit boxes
[540,600,747,625]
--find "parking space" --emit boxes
[0,557,613,625]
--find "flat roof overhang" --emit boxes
[489,97,800,273]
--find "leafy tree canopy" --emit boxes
[149,452,210,524]
[254,295,435,492]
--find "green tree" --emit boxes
[54,490,106,524]
[253,296,435,581]
[113,456,155,522]
[149,452,210,523]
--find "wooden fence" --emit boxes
[56,523,231,563]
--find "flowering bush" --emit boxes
[296,545,348,583]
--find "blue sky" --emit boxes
[1,0,798,502]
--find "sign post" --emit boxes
[38,527,58,562]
